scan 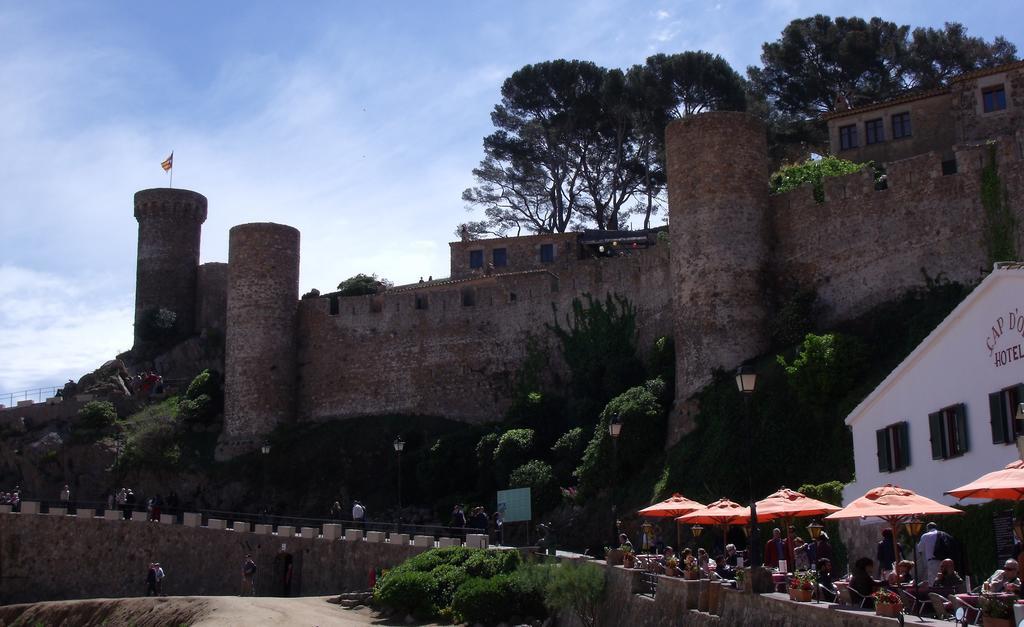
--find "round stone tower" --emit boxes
[133,188,208,347]
[221,223,300,456]
[666,111,771,403]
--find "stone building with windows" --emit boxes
[842,263,1024,508]
[825,60,1024,164]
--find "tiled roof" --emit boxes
[388,269,558,293]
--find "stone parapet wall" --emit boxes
[196,262,228,333]
[0,510,426,604]
[296,247,672,423]
[771,135,1024,326]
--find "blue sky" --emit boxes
[1,1,1020,393]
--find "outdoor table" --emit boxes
[772,572,790,593]
[955,592,1016,623]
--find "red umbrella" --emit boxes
[947,460,1024,501]
[677,498,754,548]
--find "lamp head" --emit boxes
[393,436,405,452]
[260,443,271,455]
[608,413,623,438]
[691,524,704,538]
[735,365,757,394]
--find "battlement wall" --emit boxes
[296,247,672,423]
[771,136,1024,324]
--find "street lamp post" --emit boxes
[807,521,824,603]
[736,365,761,569]
[903,517,925,617]
[609,413,623,547]
[260,443,271,523]
[393,436,405,510]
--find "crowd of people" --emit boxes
[0,486,21,511]
[110,487,180,521]
[450,504,504,544]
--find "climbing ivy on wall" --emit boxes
[982,142,1017,266]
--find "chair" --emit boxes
[846,587,872,609]
[928,592,952,620]
[951,595,983,626]
[818,583,837,603]
[897,588,926,617]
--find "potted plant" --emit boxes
[683,555,700,580]
[980,595,1013,627]
[664,555,680,577]
[604,546,623,566]
[620,544,636,569]
[788,572,815,602]
[873,589,903,618]
[734,568,746,591]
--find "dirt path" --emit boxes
[0,596,444,627]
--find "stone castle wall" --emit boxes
[296,246,673,424]
[195,261,228,333]
[770,136,1024,326]
[0,511,422,604]
[223,224,300,452]
[132,188,207,347]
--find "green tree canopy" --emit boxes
[336,273,393,296]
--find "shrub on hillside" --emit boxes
[493,428,535,482]
[452,570,547,625]
[179,369,222,423]
[544,560,605,627]
[374,570,439,619]
[777,333,867,415]
[77,400,117,430]
[374,547,524,620]
[509,460,558,514]
[575,382,665,497]
[336,273,392,296]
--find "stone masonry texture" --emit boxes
[224,223,300,444]
[666,112,772,403]
[0,512,422,604]
[132,188,207,347]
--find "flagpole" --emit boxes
[170,149,173,189]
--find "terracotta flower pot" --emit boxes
[623,553,636,569]
[790,588,813,602]
[875,602,903,618]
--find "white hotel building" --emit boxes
[843,263,1024,507]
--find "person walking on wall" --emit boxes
[154,562,165,595]
[242,554,257,596]
[145,563,158,596]
[352,499,366,529]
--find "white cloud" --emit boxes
[655,9,671,20]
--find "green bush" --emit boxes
[769,155,866,202]
[77,401,117,430]
[336,273,392,296]
[493,428,535,482]
[137,306,178,343]
[575,382,665,498]
[543,560,605,627]
[179,370,222,423]
[374,570,439,619]
[452,570,547,625]
[777,333,868,416]
[374,548,525,621]
[508,460,558,515]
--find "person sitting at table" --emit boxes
[723,544,739,567]
[817,558,837,602]
[932,558,964,593]
[985,559,1021,593]
[656,546,679,576]
[851,557,881,605]
[715,554,735,580]
[618,533,634,553]
[697,548,715,577]
[887,560,915,586]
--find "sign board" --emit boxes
[496,487,532,523]
[994,509,1016,563]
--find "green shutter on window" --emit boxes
[955,404,969,454]
[897,422,911,469]
[876,428,891,472]
[928,412,944,459]
[991,392,1008,444]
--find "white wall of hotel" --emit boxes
[843,264,1024,508]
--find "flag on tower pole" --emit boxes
[161,152,174,188]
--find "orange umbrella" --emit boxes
[946,460,1024,501]
[755,487,842,519]
[639,493,705,550]
[677,497,754,547]
[825,484,963,553]
[756,487,842,569]
[637,493,705,517]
